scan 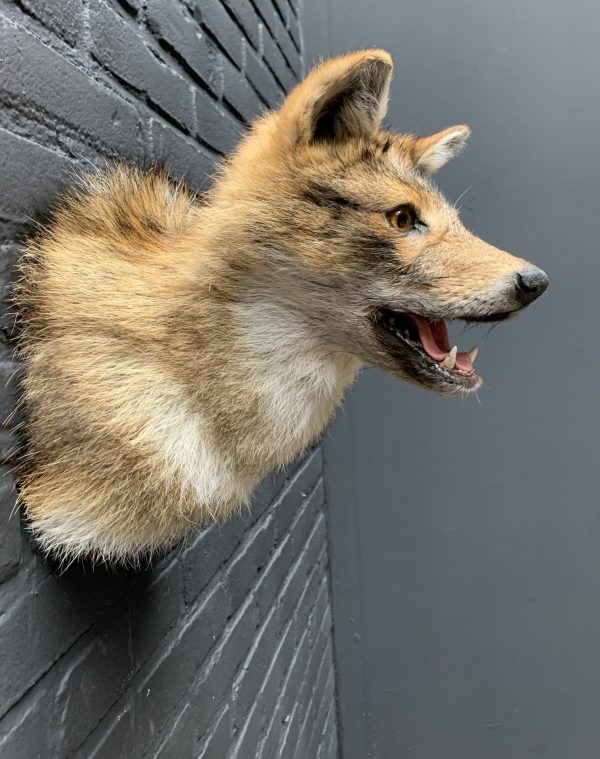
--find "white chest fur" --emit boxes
[234,299,362,463]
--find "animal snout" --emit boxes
[514,265,549,306]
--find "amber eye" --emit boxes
[388,205,417,232]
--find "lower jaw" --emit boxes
[423,362,482,392]
[394,353,482,393]
[373,319,482,393]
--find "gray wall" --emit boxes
[305,1,600,758]
[0,2,338,757]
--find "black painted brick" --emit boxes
[191,0,243,69]
[263,3,302,79]
[84,702,135,759]
[133,579,230,750]
[223,0,261,50]
[151,701,195,759]
[197,702,230,759]
[256,557,331,757]
[274,626,313,753]
[288,19,301,56]
[232,602,280,728]
[145,0,217,94]
[90,2,195,134]
[0,2,340,758]
[244,46,285,107]
[0,475,19,583]
[0,564,138,715]
[149,117,216,192]
[0,679,56,759]
[0,129,64,224]
[262,30,297,92]
[0,16,141,153]
[249,0,280,38]
[180,466,290,608]
[166,592,259,750]
[54,614,134,755]
[195,89,242,154]
[320,701,339,759]
[128,558,186,669]
[222,55,265,124]
[17,0,84,46]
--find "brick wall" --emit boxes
[0,2,339,757]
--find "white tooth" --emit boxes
[469,346,479,363]
[440,345,457,370]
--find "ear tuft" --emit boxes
[278,50,393,145]
[412,125,471,175]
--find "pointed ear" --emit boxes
[277,50,393,145]
[412,125,471,175]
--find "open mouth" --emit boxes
[374,308,497,392]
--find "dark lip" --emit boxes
[376,303,522,325]
[458,310,516,323]
[372,307,487,392]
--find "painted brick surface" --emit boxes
[0,1,339,757]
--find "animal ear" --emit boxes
[278,50,393,145]
[412,125,471,175]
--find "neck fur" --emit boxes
[229,292,362,466]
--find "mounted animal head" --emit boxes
[213,49,548,393]
[14,50,549,564]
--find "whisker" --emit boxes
[454,186,472,208]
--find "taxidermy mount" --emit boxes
[13,50,548,563]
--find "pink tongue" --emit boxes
[409,315,473,373]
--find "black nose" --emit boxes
[515,265,549,306]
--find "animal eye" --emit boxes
[388,205,417,232]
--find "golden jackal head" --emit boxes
[219,49,548,393]
[13,50,551,563]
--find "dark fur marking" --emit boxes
[114,208,136,236]
[380,135,394,153]
[361,145,376,163]
[351,230,397,259]
[141,217,162,233]
[301,182,360,211]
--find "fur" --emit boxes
[13,50,545,563]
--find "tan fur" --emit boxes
[13,50,544,563]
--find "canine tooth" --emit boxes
[440,346,457,370]
[469,346,479,363]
